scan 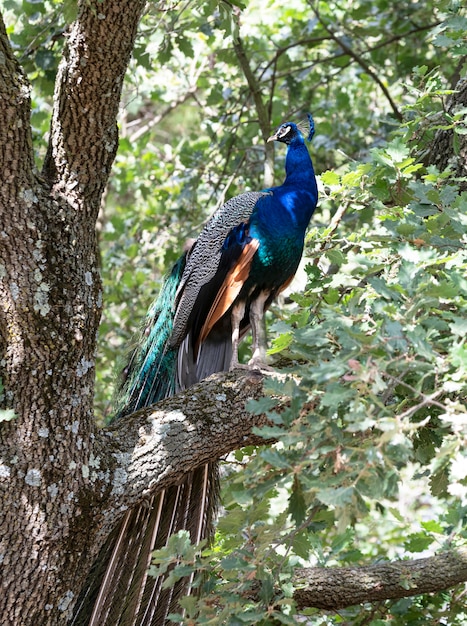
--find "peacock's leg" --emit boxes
[248,290,270,368]
[229,299,246,370]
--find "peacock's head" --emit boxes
[267,122,301,145]
[268,114,315,145]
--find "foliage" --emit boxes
[4,0,467,622]
[149,79,467,623]
[129,3,465,623]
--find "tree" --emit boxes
[1,1,467,624]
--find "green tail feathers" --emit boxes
[114,253,187,418]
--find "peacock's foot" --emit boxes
[247,357,273,371]
[229,360,250,371]
[229,358,272,372]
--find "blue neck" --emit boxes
[283,136,316,189]
[251,134,318,239]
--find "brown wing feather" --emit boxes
[196,239,260,351]
[278,274,295,293]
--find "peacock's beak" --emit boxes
[267,133,277,143]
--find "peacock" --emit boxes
[72,116,318,625]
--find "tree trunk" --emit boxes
[426,73,467,187]
[0,2,145,622]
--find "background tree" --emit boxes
[1,0,466,624]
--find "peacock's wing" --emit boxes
[170,190,268,347]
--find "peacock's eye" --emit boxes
[278,125,292,138]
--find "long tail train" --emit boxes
[72,255,220,625]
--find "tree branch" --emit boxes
[0,16,35,188]
[309,2,403,122]
[293,547,467,610]
[257,22,439,87]
[92,369,275,527]
[127,85,199,144]
[42,0,146,216]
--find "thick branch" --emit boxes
[92,370,274,524]
[293,547,467,610]
[426,74,467,189]
[0,15,35,191]
[93,367,467,610]
[309,2,403,122]
[43,0,146,216]
[88,369,467,611]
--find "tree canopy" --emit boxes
[1,0,467,624]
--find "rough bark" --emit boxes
[293,547,467,611]
[0,2,145,623]
[426,72,467,188]
[78,370,272,549]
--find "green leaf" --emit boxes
[317,486,354,507]
[289,476,307,525]
[252,424,285,439]
[321,170,340,186]
[176,35,194,58]
[292,530,313,559]
[246,396,278,415]
[260,448,292,470]
[403,533,434,553]
[449,317,467,337]
[220,554,249,571]
[325,248,345,266]
[386,138,410,163]
[323,287,339,304]
[259,573,274,603]
[430,470,449,497]
[420,520,444,534]
[268,331,293,354]
[63,0,78,24]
